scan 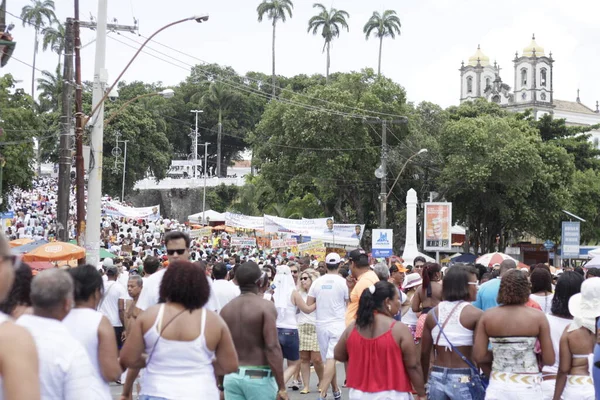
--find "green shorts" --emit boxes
[224,366,277,400]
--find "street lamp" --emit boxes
[81,13,209,267]
[190,110,203,179]
[104,89,175,125]
[379,148,428,228]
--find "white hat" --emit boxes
[102,258,114,268]
[325,253,341,265]
[568,277,600,320]
[403,273,423,289]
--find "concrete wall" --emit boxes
[128,187,208,222]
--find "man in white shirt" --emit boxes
[211,262,240,313]
[98,265,127,349]
[304,253,348,400]
[17,269,106,400]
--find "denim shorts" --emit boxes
[427,366,485,400]
[278,328,300,361]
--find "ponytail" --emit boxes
[421,262,441,297]
[356,281,397,329]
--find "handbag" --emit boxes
[432,305,489,390]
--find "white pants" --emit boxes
[562,377,594,400]
[349,389,413,400]
[485,376,542,400]
[541,379,555,400]
[316,323,344,360]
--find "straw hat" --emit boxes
[403,273,423,289]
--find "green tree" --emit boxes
[257,0,294,98]
[363,10,401,77]
[307,3,350,82]
[41,21,64,69]
[0,75,39,205]
[200,82,238,177]
[36,65,62,112]
[20,0,56,97]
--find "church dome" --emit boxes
[523,34,545,57]
[468,45,490,66]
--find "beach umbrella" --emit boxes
[9,238,34,248]
[453,253,477,263]
[12,239,49,254]
[23,242,85,262]
[476,252,517,267]
[585,256,600,269]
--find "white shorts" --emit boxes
[485,373,542,400]
[316,324,344,360]
[349,389,412,400]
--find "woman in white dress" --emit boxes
[530,267,554,314]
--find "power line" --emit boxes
[134,31,406,120]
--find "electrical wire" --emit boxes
[134,31,407,120]
[6,55,46,74]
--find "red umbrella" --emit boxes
[476,252,517,267]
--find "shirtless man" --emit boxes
[220,261,288,400]
[123,275,142,342]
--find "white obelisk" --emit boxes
[402,188,420,267]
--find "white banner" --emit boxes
[298,240,325,252]
[329,224,365,240]
[224,212,264,230]
[270,238,298,249]
[103,202,160,221]
[231,237,257,247]
[265,215,335,235]
[189,228,212,238]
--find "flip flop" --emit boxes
[300,388,309,394]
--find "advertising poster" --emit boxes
[270,238,298,249]
[372,229,393,258]
[224,212,264,230]
[103,202,160,221]
[230,237,257,247]
[423,203,452,251]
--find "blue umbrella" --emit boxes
[13,239,49,254]
[452,253,477,263]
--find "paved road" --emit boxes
[110,363,350,399]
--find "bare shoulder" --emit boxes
[0,321,36,355]
[465,304,484,318]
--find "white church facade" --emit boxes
[459,35,600,148]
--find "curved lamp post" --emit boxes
[104,89,175,125]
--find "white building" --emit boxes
[459,35,600,148]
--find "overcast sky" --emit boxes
[4,0,600,110]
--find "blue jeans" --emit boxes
[427,366,485,400]
[593,344,600,399]
[277,328,300,361]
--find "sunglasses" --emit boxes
[166,249,186,256]
[300,276,310,281]
[290,270,298,274]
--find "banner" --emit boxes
[265,215,333,235]
[103,202,160,221]
[224,212,264,230]
[329,224,365,240]
[231,237,257,247]
[189,227,212,239]
[372,229,393,258]
[298,240,325,253]
[562,221,580,258]
[423,203,452,251]
[270,238,298,249]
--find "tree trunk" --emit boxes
[326,41,330,83]
[31,33,38,98]
[378,36,383,77]
[217,110,222,177]
[271,20,276,99]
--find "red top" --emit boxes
[346,321,413,393]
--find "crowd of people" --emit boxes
[2,182,600,399]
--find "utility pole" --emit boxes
[190,110,202,179]
[73,0,86,254]
[56,18,74,242]
[380,120,387,229]
[202,142,209,225]
[217,120,222,177]
[80,0,136,266]
[120,140,128,202]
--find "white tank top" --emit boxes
[141,305,218,400]
[0,312,9,400]
[276,294,298,330]
[544,314,572,375]
[62,308,112,399]
[431,301,474,348]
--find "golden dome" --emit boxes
[523,34,545,57]
[468,45,490,66]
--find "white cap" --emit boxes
[326,253,341,265]
[102,258,114,268]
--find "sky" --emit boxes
[4,0,600,109]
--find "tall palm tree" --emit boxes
[202,82,237,177]
[37,65,62,112]
[20,0,57,98]
[42,21,65,69]
[257,0,294,98]
[363,10,401,77]
[307,3,349,82]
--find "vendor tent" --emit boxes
[188,210,225,224]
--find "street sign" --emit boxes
[543,240,555,250]
[561,222,580,258]
[372,229,393,258]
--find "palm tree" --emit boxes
[42,21,65,69]
[37,65,62,112]
[202,82,237,177]
[20,0,57,98]
[307,3,349,82]
[257,0,294,98]
[363,10,401,77]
